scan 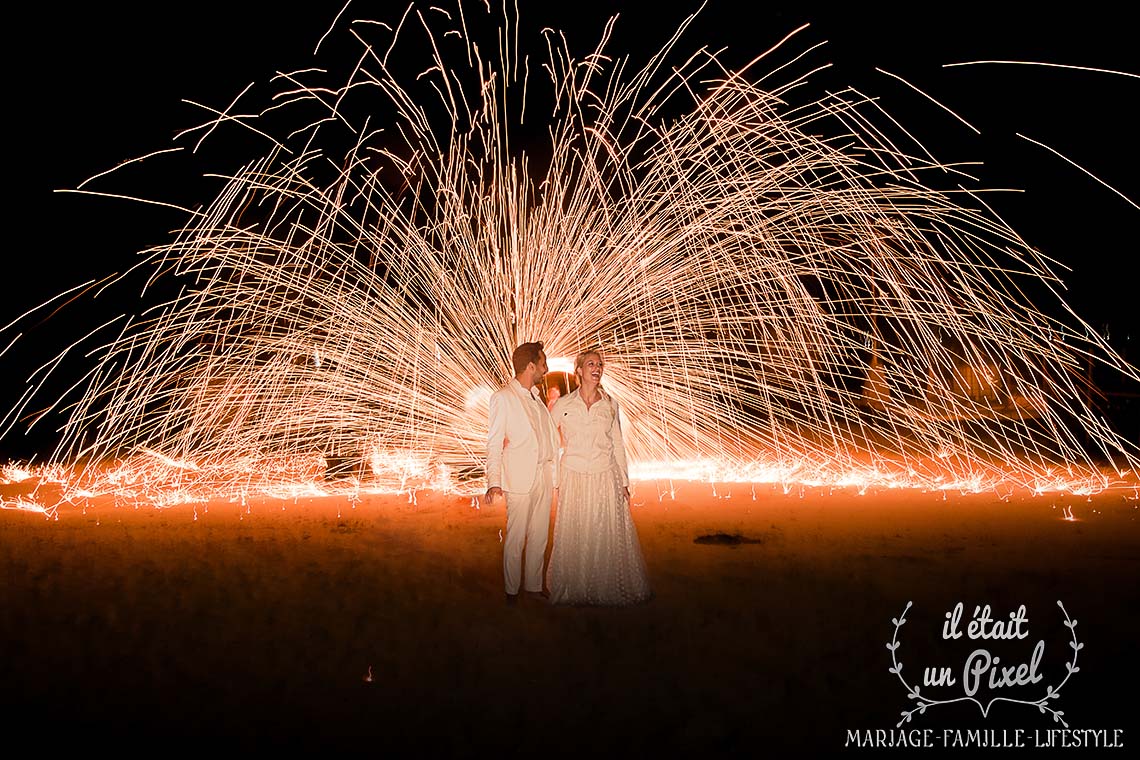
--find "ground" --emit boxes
[2,476,1137,756]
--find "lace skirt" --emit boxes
[547,466,652,606]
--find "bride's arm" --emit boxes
[609,397,631,496]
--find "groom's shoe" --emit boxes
[524,589,550,603]
[505,592,519,607]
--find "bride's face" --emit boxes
[576,353,604,386]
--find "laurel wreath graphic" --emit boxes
[888,600,1081,728]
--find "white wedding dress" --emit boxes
[546,389,651,606]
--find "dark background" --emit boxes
[6,1,1138,459]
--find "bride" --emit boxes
[546,349,652,606]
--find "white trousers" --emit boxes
[503,463,554,594]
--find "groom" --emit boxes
[485,341,559,606]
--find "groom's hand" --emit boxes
[485,486,503,504]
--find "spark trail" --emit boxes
[4,3,1138,509]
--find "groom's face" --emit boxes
[533,353,548,384]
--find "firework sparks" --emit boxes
[4,3,1139,510]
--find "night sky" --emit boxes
[7,1,1138,459]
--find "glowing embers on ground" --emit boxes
[1,448,1133,519]
[2,2,1138,505]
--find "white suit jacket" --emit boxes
[486,379,560,493]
